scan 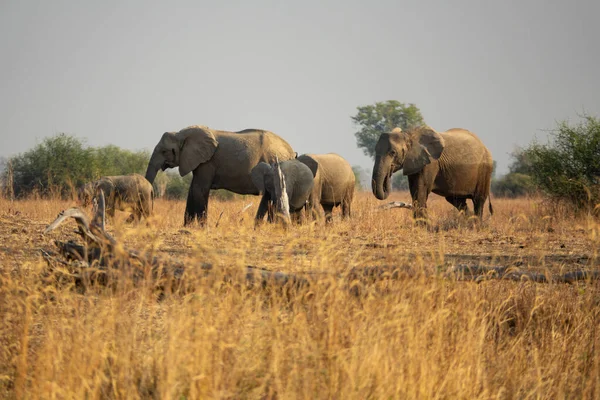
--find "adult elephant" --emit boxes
[251,159,316,224]
[145,125,296,225]
[372,126,494,219]
[297,153,355,222]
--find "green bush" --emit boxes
[153,172,242,202]
[6,133,150,198]
[524,114,600,210]
[392,173,409,191]
[156,172,192,200]
[492,173,536,198]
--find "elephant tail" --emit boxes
[488,197,494,216]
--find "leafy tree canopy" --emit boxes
[6,133,150,197]
[352,100,425,159]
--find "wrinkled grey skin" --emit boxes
[251,159,316,224]
[372,126,494,220]
[79,173,154,223]
[145,125,296,226]
[297,153,355,222]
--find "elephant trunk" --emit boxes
[372,155,392,200]
[145,151,164,184]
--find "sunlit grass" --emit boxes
[1,192,599,398]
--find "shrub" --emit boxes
[6,134,151,198]
[163,173,192,200]
[524,114,600,211]
[9,134,97,197]
[492,173,536,198]
[392,173,409,191]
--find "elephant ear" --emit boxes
[296,155,319,178]
[403,128,445,176]
[251,162,272,193]
[177,126,218,177]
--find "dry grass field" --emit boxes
[1,191,600,399]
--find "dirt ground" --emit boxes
[1,192,597,275]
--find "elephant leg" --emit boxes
[185,167,214,226]
[341,196,352,219]
[134,210,142,224]
[185,185,210,226]
[307,201,324,221]
[445,196,469,214]
[291,210,303,224]
[323,204,334,223]
[473,196,487,219]
[267,201,276,223]
[254,194,270,225]
[408,175,431,221]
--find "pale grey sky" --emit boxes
[1,0,598,175]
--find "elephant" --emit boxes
[251,158,316,224]
[296,153,355,222]
[145,125,296,226]
[371,126,494,220]
[79,173,154,223]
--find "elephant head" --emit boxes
[251,162,278,197]
[145,125,218,184]
[372,127,445,200]
[78,182,94,207]
[251,159,317,216]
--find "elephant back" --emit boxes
[213,129,295,166]
[299,153,355,205]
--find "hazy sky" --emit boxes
[1,0,598,175]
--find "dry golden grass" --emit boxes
[1,192,600,399]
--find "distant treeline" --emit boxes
[0,133,195,200]
[3,113,600,211]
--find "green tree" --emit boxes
[6,133,153,198]
[164,172,192,200]
[508,147,534,175]
[9,134,97,196]
[352,166,366,190]
[523,114,600,210]
[392,174,409,191]
[93,145,150,177]
[351,100,425,159]
[490,148,536,198]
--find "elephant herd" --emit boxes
[79,124,494,226]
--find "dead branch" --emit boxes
[377,201,413,210]
[42,192,307,292]
[240,202,254,213]
[41,195,600,296]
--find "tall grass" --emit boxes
[1,193,599,398]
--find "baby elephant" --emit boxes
[297,153,355,222]
[251,159,316,224]
[79,173,154,223]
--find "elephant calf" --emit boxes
[79,173,154,223]
[297,153,355,222]
[251,159,316,224]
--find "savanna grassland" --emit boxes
[1,192,600,399]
